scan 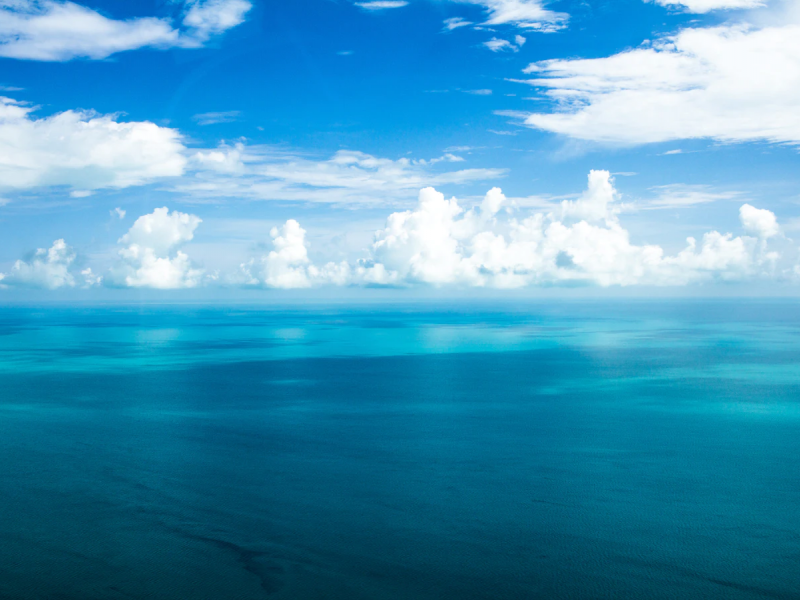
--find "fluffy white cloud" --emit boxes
[513,22,800,145]
[198,171,788,290]
[559,169,619,222]
[5,174,790,292]
[1,238,100,288]
[108,208,205,289]
[651,0,765,12]
[180,145,506,205]
[352,171,781,287]
[182,0,251,41]
[0,97,186,191]
[236,220,350,289]
[740,203,780,239]
[452,0,567,31]
[2,239,75,289]
[0,0,250,61]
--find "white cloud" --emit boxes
[351,171,781,288]
[182,0,251,42]
[0,97,186,192]
[0,1,178,61]
[179,145,507,206]
[443,17,473,30]
[514,22,800,145]
[80,267,102,287]
[559,168,620,222]
[646,184,742,209]
[740,203,780,239]
[484,36,525,52]
[108,207,205,289]
[7,174,791,292]
[355,1,409,10]
[651,0,765,13]
[192,110,241,126]
[2,238,76,289]
[236,220,350,289]
[0,0,250,61]
[451,0,567,31]
[111,207,126,220]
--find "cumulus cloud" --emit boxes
[179,145,506,205]
[740,203,780,239]
[236,220,350,289]
[172,171,789,290]
[2,239,75,289]
[0,0,251,61]
[651,0,765,12]
[0,97,186,192]
[0,238,100,289]
[350,171,783,288]
[108,207,205,289]
[513,22,800,145]
[4,173,790,292]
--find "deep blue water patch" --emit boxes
[1,301,800,599]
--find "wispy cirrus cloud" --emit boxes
[178,145,507,206]
[650,0,765,13]
[443,17,473,30]
[354,1,409,10]
[192,110,241,126]
[644,184,744,209]
[451,0,567,31]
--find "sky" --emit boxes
[0,0,799,300]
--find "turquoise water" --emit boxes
[2,301,800,599]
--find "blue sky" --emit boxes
[1,0,799,298]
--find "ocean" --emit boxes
[1,301,799,599]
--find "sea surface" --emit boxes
[2,301,800,599]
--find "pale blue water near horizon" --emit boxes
[2,300,800,599]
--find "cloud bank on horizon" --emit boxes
[2,171,794,291]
